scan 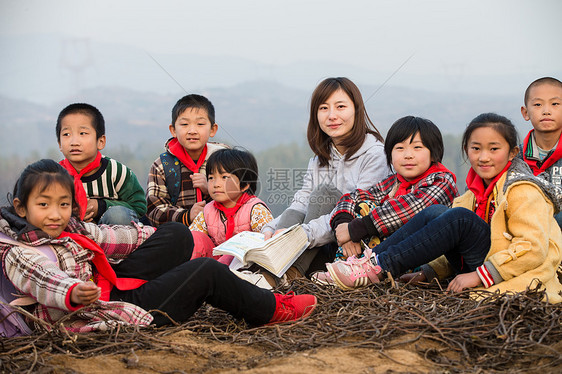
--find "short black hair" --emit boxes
[524,77,562,105]
[171,94,215,126]
[56,103,105,141]
[384,116,444,167]
[206,148,259,195]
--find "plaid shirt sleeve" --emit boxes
[85,222,156,262]
[330,174,397,229]
[362,171,458,238]
[3,245,81,311]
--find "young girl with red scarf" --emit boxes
[146,94,227,227]
[319,113,562,303]
[0,160,317,333]
[189,148,273,265]
[313,116,458,286]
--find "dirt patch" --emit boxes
[3,280,561,373]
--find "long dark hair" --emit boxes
[307,77,383,166]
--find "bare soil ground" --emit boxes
[3,279,562,374]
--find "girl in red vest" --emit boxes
[0,159,316,333]
[189,148,272,265]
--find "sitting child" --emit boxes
[322,113,562,304]
[313,116,458,286]
[0,159,317,333]
[519,77,562,227]
[146,94,227,227]
[56,103,146,225]
[189,148,273,265]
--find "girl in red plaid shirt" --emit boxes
[314,116,458,285]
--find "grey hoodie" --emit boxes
[263,133,391,247]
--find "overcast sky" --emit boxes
[1,0,561,103]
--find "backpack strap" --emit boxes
[160,151,182,205]
[0,232,58,306]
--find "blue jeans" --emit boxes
[99,206,139,225]
[375,205,491,277]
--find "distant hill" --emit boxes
[0,79,525,158]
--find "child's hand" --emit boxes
[341,241,362,258]
[447,271,482,293]
[84,199,98,222]
[189,201,206,222]
[399,271,427,284]
[190,173,208,194]
[70,281,101,306]
[335,223,352,246]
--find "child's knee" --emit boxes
[99,206,139,225]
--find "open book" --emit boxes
[212,224,309,278]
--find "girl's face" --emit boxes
[391,132,432,181]
[14,182,73,238]
[317,89,355,153]
[467,126,518,185]
[207,169,248,208]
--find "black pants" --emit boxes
[110,223,276,326]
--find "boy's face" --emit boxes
[521,83,562,137]
[58,113,105,172]
[169,107,218,160]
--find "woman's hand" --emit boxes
[264,229,284,241]
[335,223,352,246]
[71,281,101,306]
[447,271,482,293]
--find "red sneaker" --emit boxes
[268,292,317,325]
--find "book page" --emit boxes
[213,231,265,264]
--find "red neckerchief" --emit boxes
[466,161,511,223]
[58,232,147,301]
[60,152,102,220]
[395,162,455,197]
[522,130,562,175]
[168,138,208,202]
[213,193,253,240]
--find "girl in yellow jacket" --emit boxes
[325,113,562,303]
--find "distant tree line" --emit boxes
[0,135,468,216]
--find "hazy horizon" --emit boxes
[1,0,561,106]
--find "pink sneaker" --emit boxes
[326,248,382,290]
[311,270,336,286]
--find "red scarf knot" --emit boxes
[168,138,208,202]
[466,161,511,223]
[522,130,562,176]
[60,152,102,220]
[213,193,253,240]
[395,162,455,197]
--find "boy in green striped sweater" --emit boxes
[56,103,147,225]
